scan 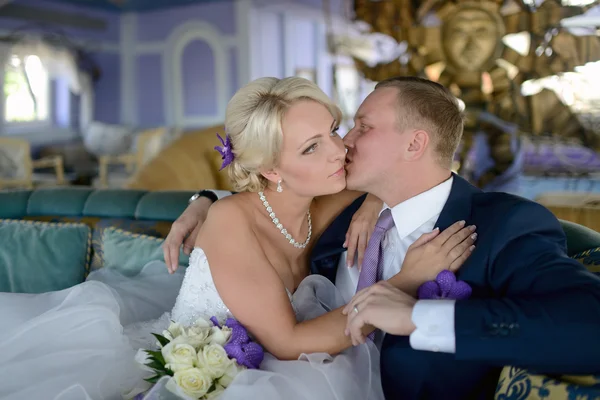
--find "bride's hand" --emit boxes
[344,194,383,269]
[390,220,477,295]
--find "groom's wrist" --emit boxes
[409,300,456,353]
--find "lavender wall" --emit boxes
[93,52,121,124]
[130,1,238,129]
[1,0,333,131]
[136,54,164,126]
[136,2,236,40]
[181,40,217,117]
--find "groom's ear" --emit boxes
[405,129,429,161]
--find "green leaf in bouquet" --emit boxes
[152,333,171,348]
[145,349,166,365]
[165,366,174,376]
[144,374,162,384]
[146,359,165,371]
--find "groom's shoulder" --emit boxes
[473,191,559,228]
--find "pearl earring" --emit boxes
[277,179,283,193]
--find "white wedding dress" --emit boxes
[0,248,384,400]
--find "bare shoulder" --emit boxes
[195,192,257,247]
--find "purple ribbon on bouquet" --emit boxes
[417,270,472,300]
[211,317,264,369]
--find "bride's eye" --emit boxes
[303,143,318,154]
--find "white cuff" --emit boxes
[210,190,233,200]
[409,300,456,353]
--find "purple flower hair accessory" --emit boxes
[417,270,472,300]
[211,317,264,369]
[214,133,234,170]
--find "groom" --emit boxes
[164,77,600,399]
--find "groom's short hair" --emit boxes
[375,76,464,167]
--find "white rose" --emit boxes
[205,384,226,399]
[209,326,232,346]
[171,326,212,349]
[218,361,245,388]
[163,321,185,341]
[161,342,197,372]
[165,368,212,399]
[192,317,212,329]
[197,343,232,379]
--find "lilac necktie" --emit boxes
[356,208,395,292]
[356,208,394,341]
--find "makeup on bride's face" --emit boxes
[276,100,347,197]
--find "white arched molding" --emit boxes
[163,21,228,127]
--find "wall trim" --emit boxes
[282,12,296,77]
[136,42,164,54]
[119,12,137,125]
[234,0,252,86]
[163,20,229,128]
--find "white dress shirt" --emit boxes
[335,176,457,353]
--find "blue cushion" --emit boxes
[0,219,91,293]
[98,227,189,276]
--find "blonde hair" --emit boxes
[375,76,464,167]
[225,77,342,192]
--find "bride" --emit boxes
[0,77,474,400]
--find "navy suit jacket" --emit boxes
[310,174,600,400]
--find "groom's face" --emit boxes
[343,88,408,194]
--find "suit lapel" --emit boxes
[311,176,479,281]
[434,173,479,231]
[310,194,367,282]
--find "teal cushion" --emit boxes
[0,219,91,293]
[99,227,189,276]
[90,219,173,271]
[560,219,600,257]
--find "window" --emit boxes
[4,54,49,123]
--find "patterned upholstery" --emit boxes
[495,367,600,399]
[572,247,600,276]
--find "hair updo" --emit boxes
[224,77,342,192]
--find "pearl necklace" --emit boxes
[258,191,312,248]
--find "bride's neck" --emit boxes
[259,189,312,239]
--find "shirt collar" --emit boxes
[384,176,454,239]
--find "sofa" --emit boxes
[0,187,599,399]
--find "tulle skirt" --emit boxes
[0,262,384,400]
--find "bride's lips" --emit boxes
[329,167,345,178]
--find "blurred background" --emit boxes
[1,0,600,229]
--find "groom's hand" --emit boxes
[163,196,213,273]
[343,281,417,345]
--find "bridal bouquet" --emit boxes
[136,316,264,399]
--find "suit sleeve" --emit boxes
[454,201,600,374]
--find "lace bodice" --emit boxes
[170,248,233,327]
[170,248,295,327]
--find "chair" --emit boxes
[97,127,168,188]
[0,137,65,190]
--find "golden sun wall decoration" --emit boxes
[351,0,600,187]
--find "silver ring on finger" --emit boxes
[353,305,359,314]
